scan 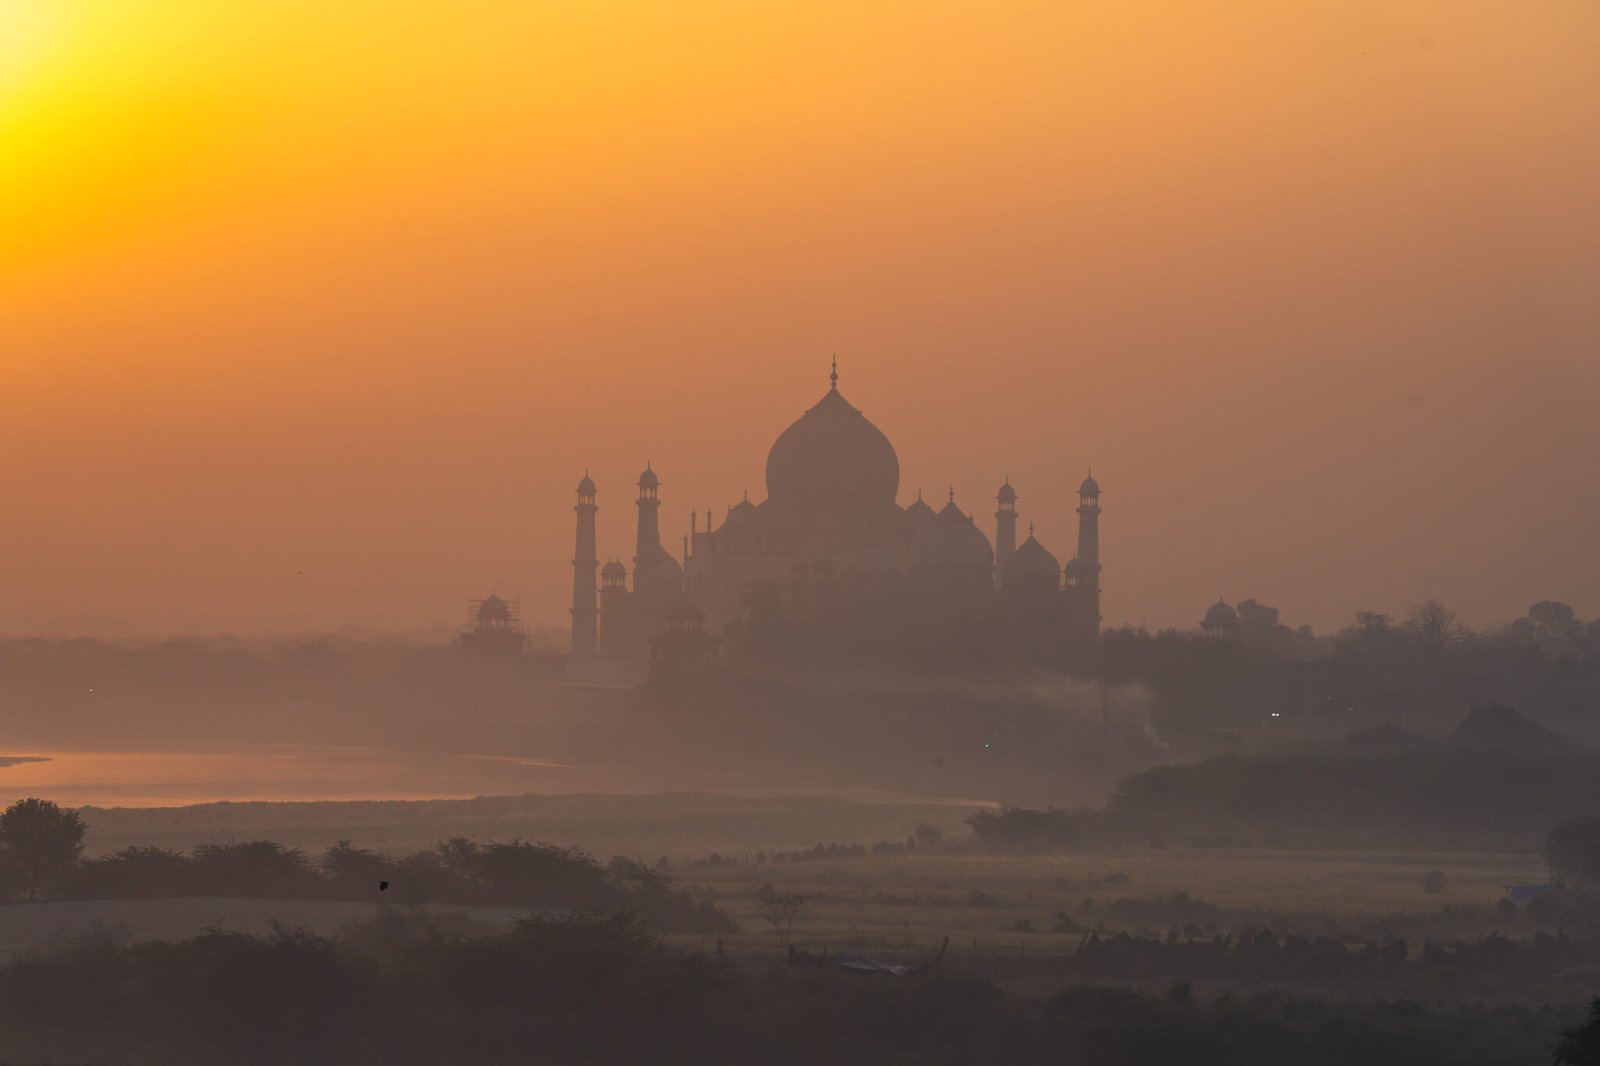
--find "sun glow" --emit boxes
[0,3,68,99]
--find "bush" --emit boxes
[189,840,318,898]
[0,798,86,901]
[71,846,190,899]
[966,806,1105,853]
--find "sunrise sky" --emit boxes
[2,1,1598,638]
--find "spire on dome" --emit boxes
[829,355,839,391]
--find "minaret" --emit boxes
[634,463,661,577]
[632,464,664,660]
[598,560,632,659]
[994,478,1018,589]
[1076,471,1102,633]
[570,473,598,658]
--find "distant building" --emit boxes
[460,594,527,658]
[1201,599,1242,639]
[567,362,1104,668]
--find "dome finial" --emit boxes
[1029,521,1035,537]
[829,355,839,391]
[948,486,955,503]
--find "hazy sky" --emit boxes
[3,1,1597,638]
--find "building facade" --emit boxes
[568,364,1103,668]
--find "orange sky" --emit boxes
[2,1,1598,638]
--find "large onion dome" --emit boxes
[765,373,899,510]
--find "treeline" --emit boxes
[967,706,1600,852]
[0,796,730,933]
[1065,926,1600,990]
[1057,885,1600,945]
[1099,599,1600,747]
[66,838,732,933]
[0,910,1587,1066]
[682,828,947,869]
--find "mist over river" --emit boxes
[0,745,605,807]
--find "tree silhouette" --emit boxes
[1555,998,1600,1065]
[1405,600,1469,649]
[0,798,86,901]
[752,883,809,945]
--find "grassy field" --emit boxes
[26,790,1574,1007]
[0,843,1568,1005]
[679,848,1550,960]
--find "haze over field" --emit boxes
[4,1,1599,639]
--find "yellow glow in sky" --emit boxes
[0,4,62,92]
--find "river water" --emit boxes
[0,745,616,807]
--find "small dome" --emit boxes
[638,466,659,490]
[1079,473,1100,497]
[997,479,1017,504]
[601,560,627,579]
[577,474,596,495]
[1004,535,1061,590]
[719,497,761,532]
[1203,599,1239,627]
[477,594,511,622]
[911,501,994,570]
[651,548,684,585]
[765,385,899,510]
[903,495,937,532]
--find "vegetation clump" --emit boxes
[0,914,1586,1065]
[2,799,731,934]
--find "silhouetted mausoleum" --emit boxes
[568,363,1102,674]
